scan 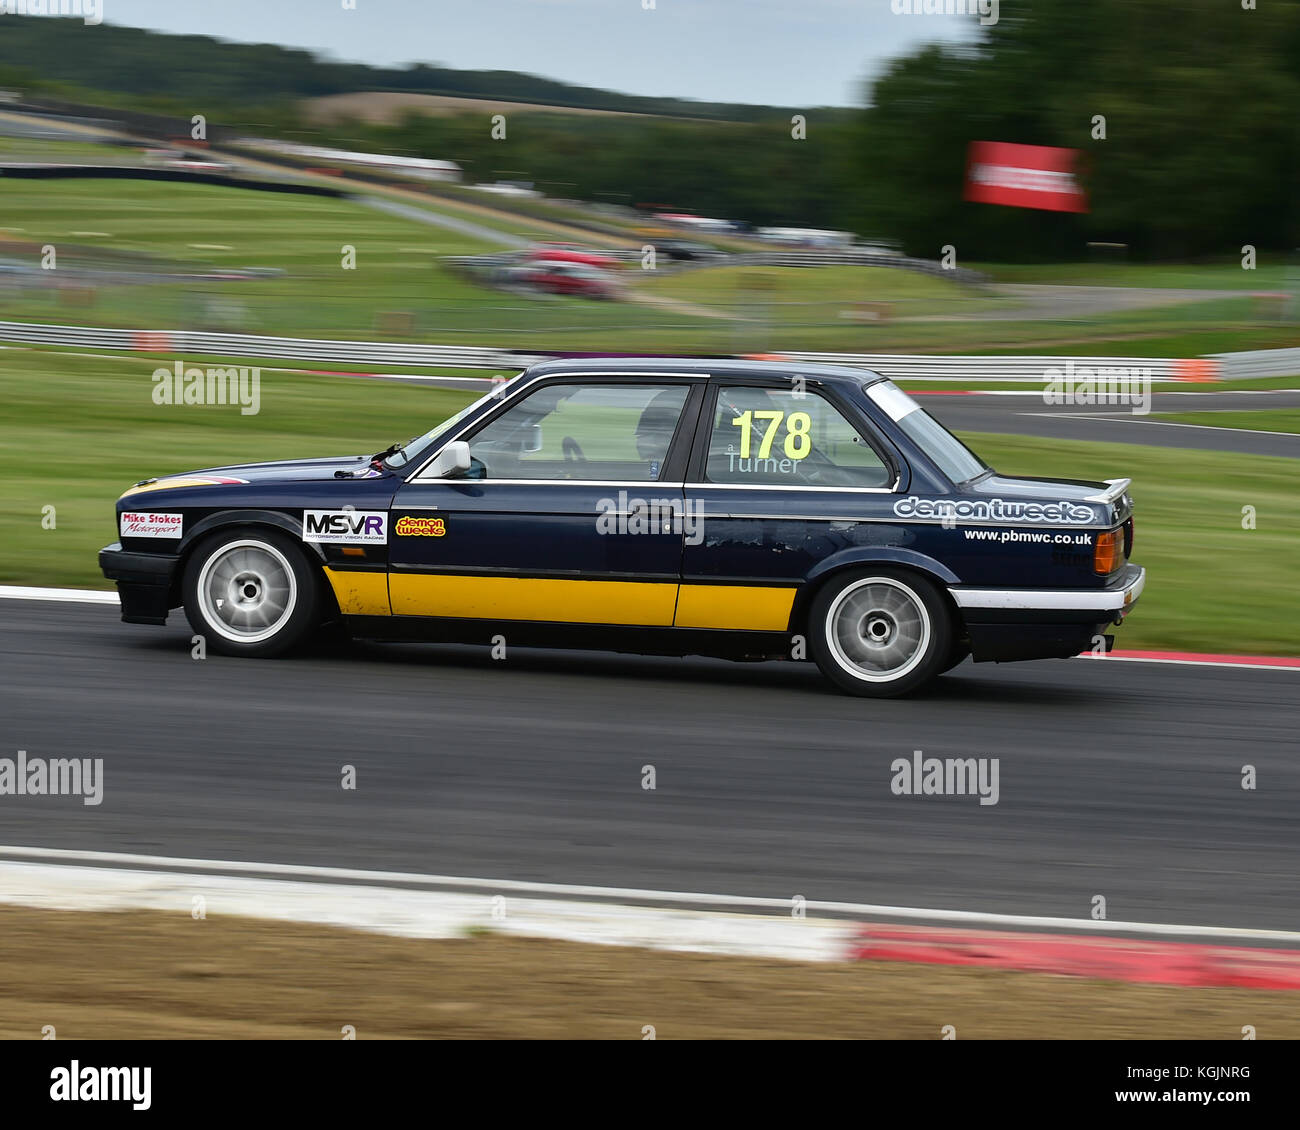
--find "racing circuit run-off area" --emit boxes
[1,0,1299,1108]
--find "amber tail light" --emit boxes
[1094,529,1123,575]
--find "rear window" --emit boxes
[866,381,988,485]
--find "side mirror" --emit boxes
[428,440,472,478]
[522,423,543,454]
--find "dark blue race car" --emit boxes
[100,358,1144,696]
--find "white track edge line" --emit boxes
[0,585,118,603]
[1019,412,1300,439]
[0,860,846,962]
[1075,654,1300,672]
[1,846,1297,944]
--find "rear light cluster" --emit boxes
[1094,527,1126,575]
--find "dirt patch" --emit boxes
[623,289,737,319]
[0,906,1294,1039]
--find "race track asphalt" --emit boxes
[920,389,1300,458]
[2,600,1296,932]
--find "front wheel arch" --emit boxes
[179,509,327,563]
[172,516,338,612]
[181,526,325,656]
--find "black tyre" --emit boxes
[941,644,972,674]
[808,569,953,697]
[182,527,321,657]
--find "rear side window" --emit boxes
[705,385,891,488]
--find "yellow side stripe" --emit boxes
[674,584,796,631]
[390,574,678,626]
[330,569,798,631]
[322,567,390,616]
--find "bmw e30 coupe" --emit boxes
[100,358,1144,696]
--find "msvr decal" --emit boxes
[303,510,388,544]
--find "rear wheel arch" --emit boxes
[792,555,961,639]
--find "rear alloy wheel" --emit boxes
[183,529,320,657]
[809,570,952,697]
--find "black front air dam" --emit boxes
[98,543,179,625]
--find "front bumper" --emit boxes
[98,543,179,625]
[952,565,1146,662]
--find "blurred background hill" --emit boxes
[3,3,1299,257]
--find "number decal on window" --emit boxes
[731,410,752,457]
[731,410,812,460]
[784,412,811,459]
[752,410,783,458]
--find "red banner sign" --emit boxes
[964,141,1088,213]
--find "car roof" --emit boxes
[521,356,886,389]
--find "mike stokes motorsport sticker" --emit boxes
[302,510,388,544]
[893,496,1097,525]
[120,511,183,539]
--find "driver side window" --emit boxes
[465,382,689,481]
[706,385,890,487]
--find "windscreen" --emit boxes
[387,374,525,468]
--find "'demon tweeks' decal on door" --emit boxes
[394,515,446,537]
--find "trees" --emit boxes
[857,0,1300,258]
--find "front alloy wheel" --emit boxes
[809,570,952,697]
[183,529,320,657]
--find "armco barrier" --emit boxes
[764,351,1188,381]
[0,319,1255,381]
[0,320,536,369]
[1211,346,1300,379]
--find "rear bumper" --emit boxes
[98,542,179,625]
[951,565,1145,619]
[953,565,1145,663]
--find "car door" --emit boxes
[390,376,703,627]
[677,379,901,632]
